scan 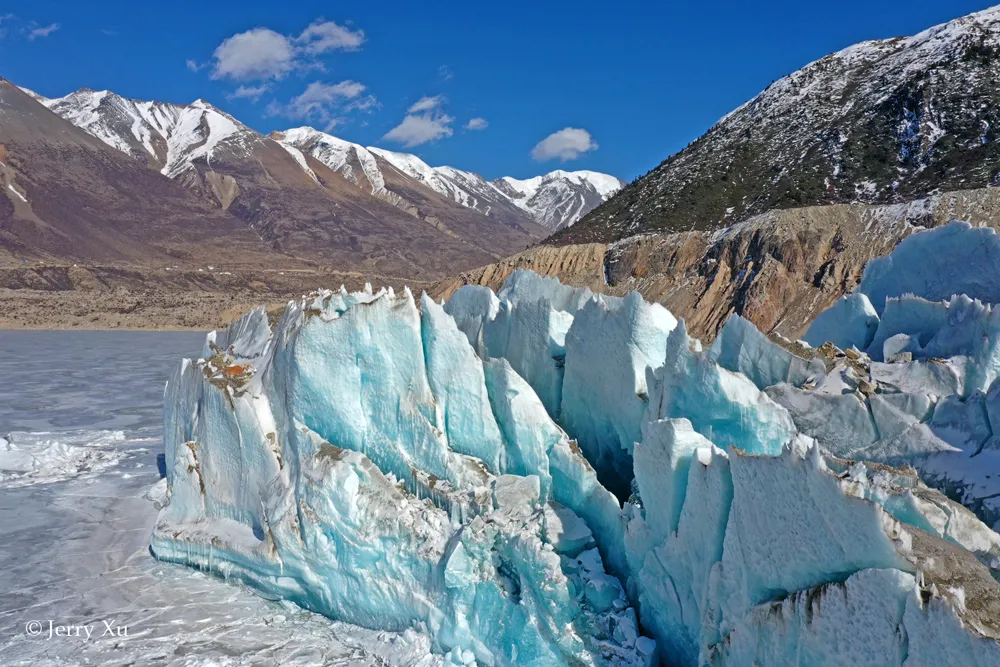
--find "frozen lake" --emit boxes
[0,331,436,667]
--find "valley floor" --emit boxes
[0,264,432,330]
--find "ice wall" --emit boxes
[625,417,1000,666]
[803,292,880,352]
[858,222,1000,315]
[447,270,676,497]
[153,287,651,666]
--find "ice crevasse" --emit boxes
[153,222,1000,666]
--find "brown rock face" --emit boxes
[432,188,1000,341]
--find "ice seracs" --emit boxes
[153,286,649,666]
[154,220,1000,665]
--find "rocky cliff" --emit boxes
[433,187,1000,341]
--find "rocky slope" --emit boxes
[559,6,1000,244]
[433,187,1000,342]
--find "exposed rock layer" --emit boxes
[433,188,1000,341]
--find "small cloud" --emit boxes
[346,95,379,112]
[531,127,598,162]
[267,80,374,127]
[186,59,206,72]
[384,95,454,147]
[408,95,445,113]
[438,65,453,81]
[101,28,118,36]
[465,117,488,131]
[384,111,454,148]
[295,20,364,55]
[27,22,59,41]
[227,84,270,103]
[211,27,296,81]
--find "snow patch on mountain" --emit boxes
[42,89,262,178]
[278,126,386,193]
[276,142,319,184]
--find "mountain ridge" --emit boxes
[32,88,622,234]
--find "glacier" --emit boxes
[153,221,1000,666]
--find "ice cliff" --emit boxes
[153,221,1000,666]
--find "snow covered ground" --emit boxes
[0,331,439,667]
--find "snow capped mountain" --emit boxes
[41,89,261,179]
[280,126,623,231]
[20,86,541,276]
[16,86,46,102]
[496,170,625,231]
[36,87,621,256]
[562,4,1000,244]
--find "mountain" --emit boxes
[33,89,622,262]
[275,126,623,232]
[558,5,1000,244]
[0,79,277,266]
[493,170,623,231]
[33,88,547,278]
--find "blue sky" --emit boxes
[2,0,993,181]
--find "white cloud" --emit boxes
[465,117,488,131]
[346,95,379,112]
[531,127,598,162]
[384,112,454,148]
[227,84,270,103]
[295,20,364,55]
[186,59,206,72]
[27,22,59,40]
[438,65,454,81]
[408,95,445,113]
[211,28,296,81]
[209,19,364,83]
[383,95,454,147]
[267,80,374,128]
